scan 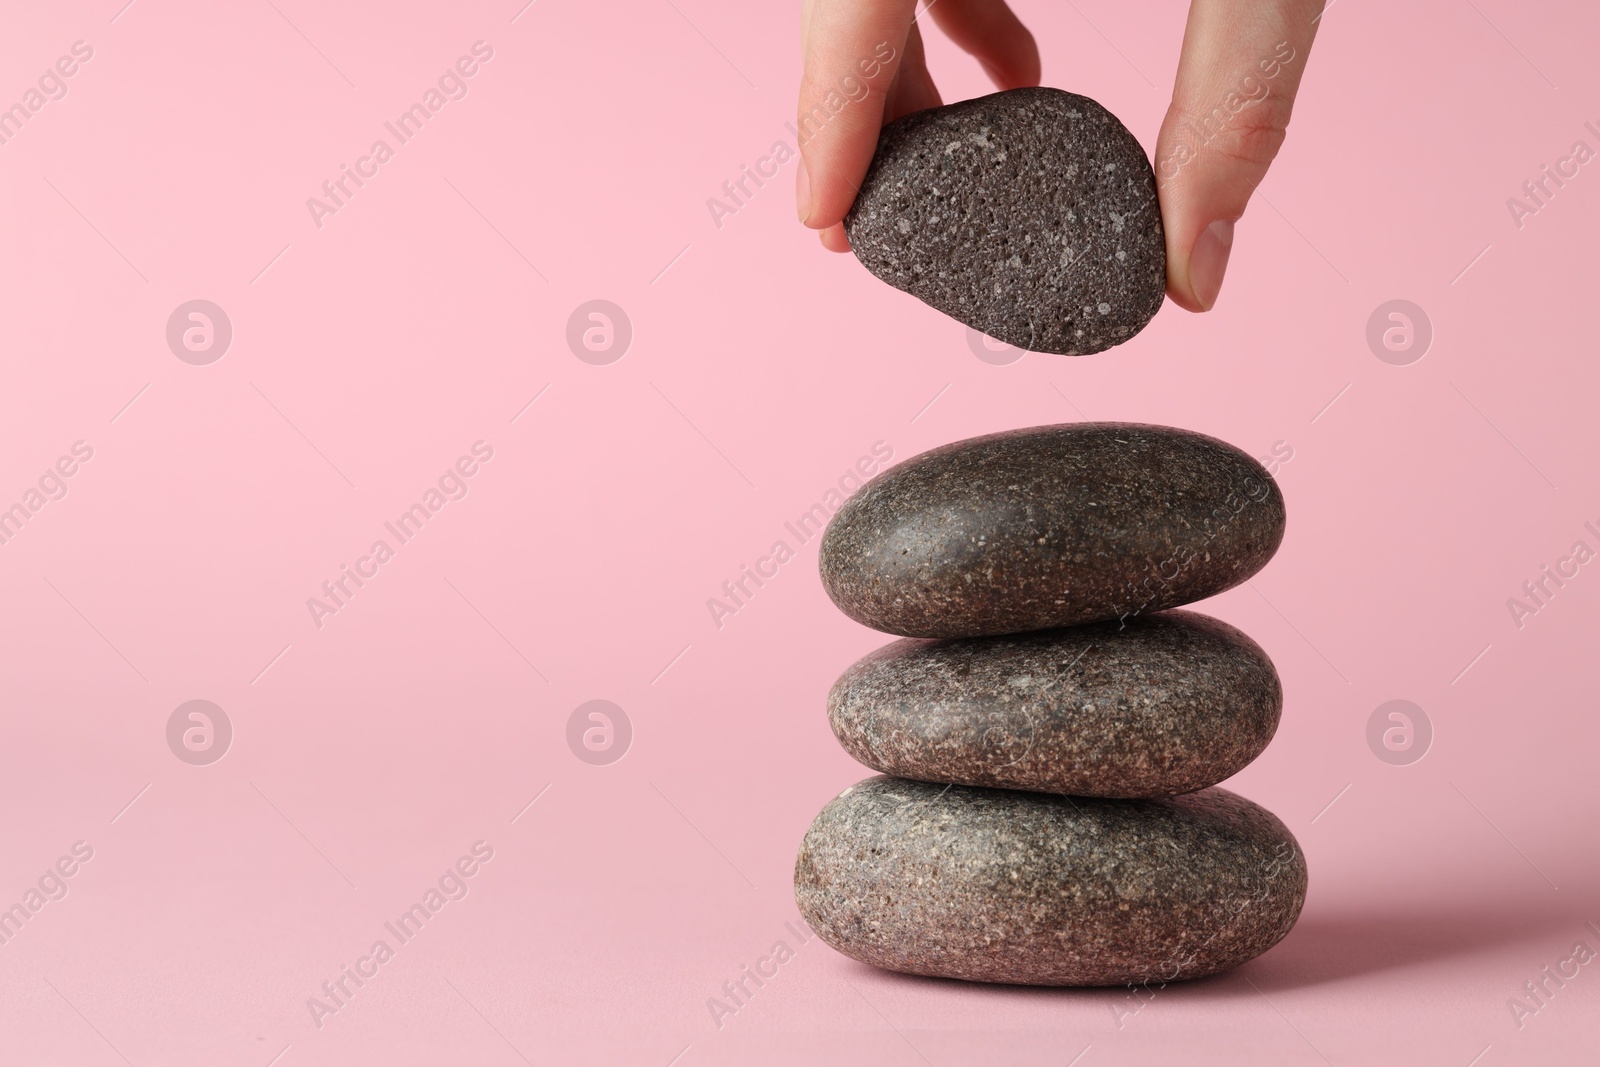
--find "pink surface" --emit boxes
[2,1,1598,1064]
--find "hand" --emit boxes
[796,0,1322,313]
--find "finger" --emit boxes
[883,20,942,124]
[1154,0,1323,311]
[818,223,851,252]
[810,23,939,253]
[797,0,922,232]
[925,0,1041,90]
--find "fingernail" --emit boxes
[1190,219,1234,311]
[796,157,812,225]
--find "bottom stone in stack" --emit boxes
[794,777,1306,986]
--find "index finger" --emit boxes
[797,0,922,229]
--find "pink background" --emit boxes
[2,0,1597,1063]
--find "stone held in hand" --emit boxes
[845,87,1166,356]
[794,777,1307,987]
[819,422,1286,639]
[828,609,1281,799]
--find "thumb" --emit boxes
[1155,0,1323,312]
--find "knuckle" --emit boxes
[1206,113,1289,168]
[1164,96,1292,177]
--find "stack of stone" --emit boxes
[794,423,1307,986]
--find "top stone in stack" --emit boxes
[820,422,1286,639]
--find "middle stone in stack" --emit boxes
[795,422,1309,987]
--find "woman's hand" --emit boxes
[796,0,1322,312]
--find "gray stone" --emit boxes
[829,610,1280,798]
[819,422,1285,638]
[795,777,1306,986]
[845,87,1165,356]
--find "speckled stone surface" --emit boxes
[844,87,1165,356]
[819,422,1286,638]
[828,610,1281,798]
[795,777,1306,986]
